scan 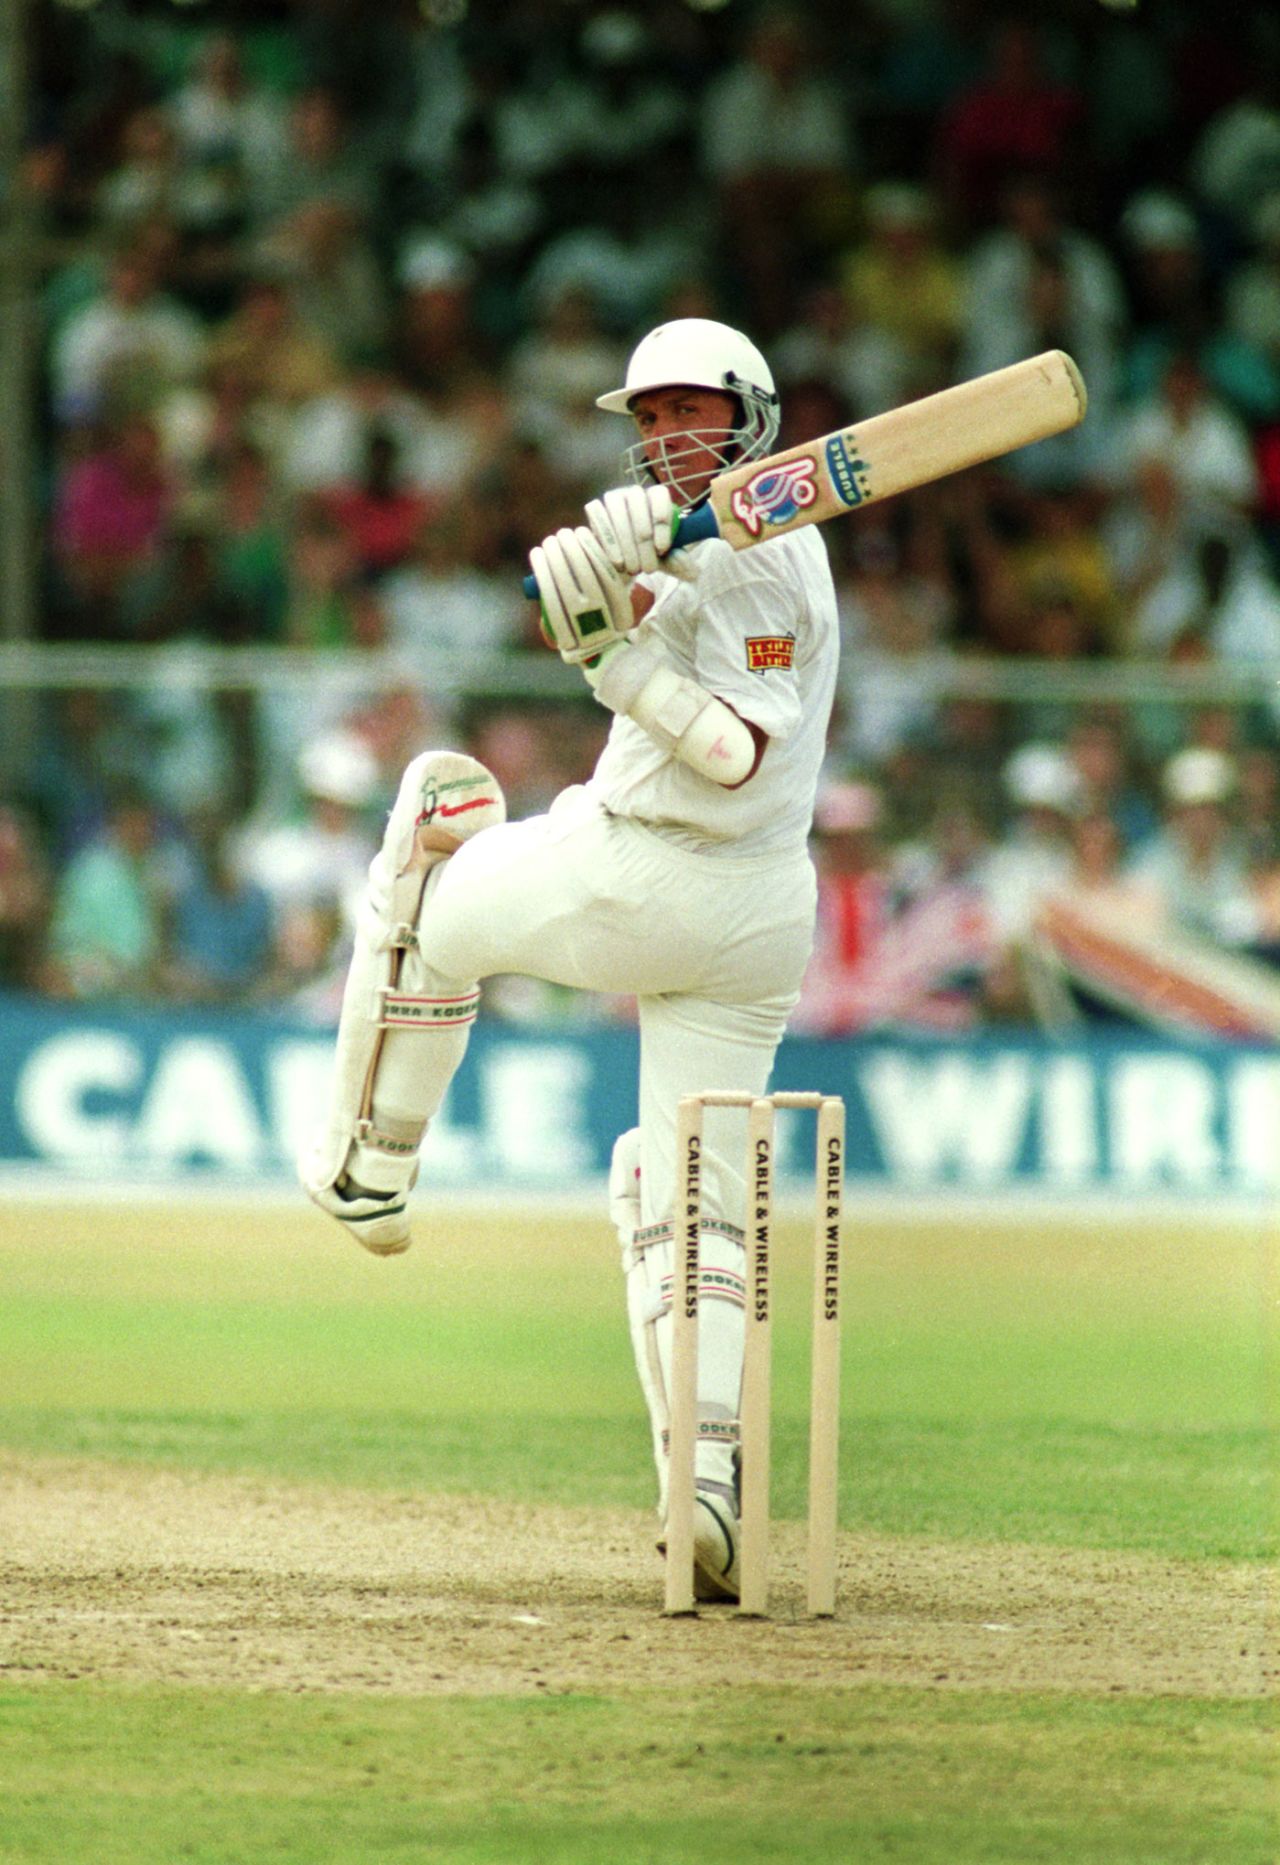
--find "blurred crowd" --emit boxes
[6,0,1280,1030]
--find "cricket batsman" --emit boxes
[301,318,840,1603]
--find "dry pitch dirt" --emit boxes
[2,1454,1272,1698]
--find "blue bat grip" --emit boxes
[521,501,720,599]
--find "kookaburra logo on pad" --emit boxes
[745,634,797,671]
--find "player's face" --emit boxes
[629,386,739,505]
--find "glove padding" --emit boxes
[530,525,633,666]
[585,484,677,577]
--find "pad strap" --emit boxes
[354,1112,426,1158]
[376,988,482,1029]
[632,1216,745,1254]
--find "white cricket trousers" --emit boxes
[415,786,816,1221]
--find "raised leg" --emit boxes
[300,750,505,1253]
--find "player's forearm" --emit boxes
[588,639,762,788]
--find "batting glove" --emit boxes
[529,525,633,667]
[584,484,677,577]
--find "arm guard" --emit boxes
[589,640,760,788]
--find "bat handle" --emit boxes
[520,501,720,600]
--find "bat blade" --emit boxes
[707,349,1086,549]
[522,351,1086,597]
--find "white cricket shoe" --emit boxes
[308,1174,414,1256]
[659,1485,741,1603]
[693,1490,741,1603]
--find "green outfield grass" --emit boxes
[1,1197,1275,1863]
[2,1685,1273,1865]
[0,1202,1272,1558]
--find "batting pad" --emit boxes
[301,750,503,1201]
[623,1214,746,1513]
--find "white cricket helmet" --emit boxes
[597,317,781,507]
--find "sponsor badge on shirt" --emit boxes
[745,635,796,672]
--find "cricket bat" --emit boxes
[522,350,1086,597]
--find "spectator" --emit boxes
[344,685,446,793]
[257,197,388,365]
[259,900,347,1022]
[253,84,376,230]
[1131,529,1280,671]
[1064,712,1159,850]
[883,693,1011,834]
[883,800,999,1030]
[1045,808,1164,925]
[462,706,577,819]
[1119,191,1280,422]
[49,239,205,427]
[50,414,174,639]
[206,273,340,426]
[790,780,892,1036]
[1225,192,1280,370]
[1126,746,1256,944]
[122,511,252,644]
[1117,191,1206,346]
[794,780,998,1034]
[26,689,151,860]
[1109,349,1259,551]
[1237,743,1280,867]
[166,819,274,1004]
[94,106,227,246]
[377,501,525,670]
[1180,702,1249,768]
[835,524,951,765]
[838,182,962,395]
[56,45,157,222]
[319,429,436,581]
[507,285,628,489]
[130,655,247,825]
[1244,840,1280,959]
[168,31,289,225]
[280,508,382,649]
[397,17,473,204]
[522,191,700,343]
[934,19,1084,233]
[392,234,487,399]
[1237,743,1280,954]
[961,174,1126,386]
[0,808,51,989]
[979,742,1082,944]
[1189,55,1280,242]
[40,790,171,1000]
[564,10,686,185]
[699,6,855,330]
[233,730,382,938]
[437,119,544,331]
[283,355,479,502]
[773,281,913,425]
[960,174,1124,472]
[969,480,1122,657]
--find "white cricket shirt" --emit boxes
[587,526,840,858]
